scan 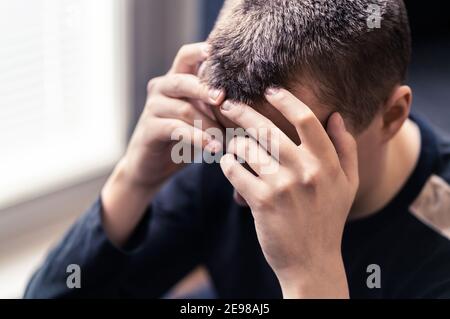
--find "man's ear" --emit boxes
[380,85,412,142]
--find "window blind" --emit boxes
[0,0,127,208]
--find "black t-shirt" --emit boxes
[24,115,450,298]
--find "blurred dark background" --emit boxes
[406,1,450,136]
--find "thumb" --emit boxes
[327,113,359,186]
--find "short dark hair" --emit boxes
[203,0,411,131]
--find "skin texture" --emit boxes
[101,42,420,298]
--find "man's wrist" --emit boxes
[278,256,349,299]
[105,158,157,199]
[100,158,158,247]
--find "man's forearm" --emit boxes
[101,159,158,247]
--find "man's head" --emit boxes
[202,0,411,132]
[202,0,414,199]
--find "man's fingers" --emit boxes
[220,153,265,200]
[265,88,336,158]
[226,136,279,178]
[169,42,209,74]
[327,113,359,186]
[190,99,217,122]
[159,119,222,153]
[150,96,220,132]
[219,101,297,163]
[154,73,224,106]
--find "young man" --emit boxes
[25,0,450,298]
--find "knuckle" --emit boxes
[297,111,316,127]
[274,175,296,194]
[174,45,188,62]
[168,119,182,133]
[178,102,193,119]
[178,44,190,56]
[301,169,320,188]
[147,77,160,94]
[171,74,184,93]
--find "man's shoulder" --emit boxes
[408,118,450,243]
[394,138,450,298]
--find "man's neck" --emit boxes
[349,119,422,221]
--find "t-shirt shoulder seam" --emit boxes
[409,174,450,241]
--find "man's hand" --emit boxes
[101,43,224,246]
[218,88,359,298]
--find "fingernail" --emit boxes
[209,89,222,101]
[265,87,280,96]
[221,101,233,111]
